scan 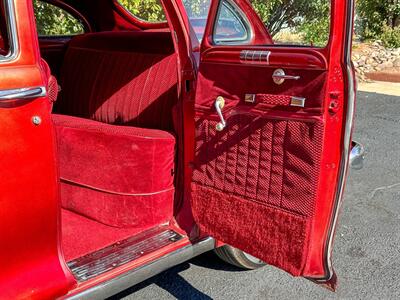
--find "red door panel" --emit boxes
[192,54,326,276]
[190,0,354,286]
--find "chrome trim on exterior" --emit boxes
[65,237,216,300]
[0,87,46,101]
[68,228,184,282]
[321,0,356,281]
[349,141,365,170]
[0,0,19,62]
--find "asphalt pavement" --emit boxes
[112,90,400,300]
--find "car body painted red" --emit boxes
[0,0,361,298]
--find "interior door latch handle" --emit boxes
[215,96,226,131]
[272,69,300,85]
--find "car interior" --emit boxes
[36,1,181,263]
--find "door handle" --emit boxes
[272,69,300,85]
[215,96,226,131]
[0,87,46,101]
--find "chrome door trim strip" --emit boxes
[65,237,216,300]
[0,87,46,101]
[321,0,356,281]
[0,0,19,62]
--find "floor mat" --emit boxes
[62,209,146,261]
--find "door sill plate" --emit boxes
[67,226,184,282]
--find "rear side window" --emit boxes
[0,0,18,59]
[212,0,331,48]
[183,0,212,42]
[33,0,85,36]
[116,0,166,23]
[214,0,249,44]
[0,0,10,56]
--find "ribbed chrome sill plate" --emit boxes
[67,227,184,282]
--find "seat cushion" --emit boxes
[56,31,178,131]
[53,114,175,228]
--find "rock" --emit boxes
[352,42,400,82]
[366,58,374,65]
[379,61,394,69]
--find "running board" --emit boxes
[67,227,184,282]
[65,237,215,300]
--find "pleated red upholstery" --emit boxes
[53,114,175,228]
[52,31,179,233]
[56,31,178,131]
[192,114,323,275]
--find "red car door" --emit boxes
[189,0,355,287]
[0,1,74,298]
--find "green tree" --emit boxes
[357,0,400,40]
[118,0,165,22]
[250,0,330,46]
[33,0,83,36]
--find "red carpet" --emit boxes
[61,209,146,261]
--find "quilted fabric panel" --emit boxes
[191,114,324,275]
[192,114,324,217]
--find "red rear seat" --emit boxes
[55,31,178,131]
[52,31,178,228]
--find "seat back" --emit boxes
[56,31,178,131]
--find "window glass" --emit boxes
[249,0,331,47]
[33,0,84,36]
[0,0,9,56]
[183,0,212,42]
[214,0,249,44]
[117,0,166,23]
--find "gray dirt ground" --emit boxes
[113,90,400,300]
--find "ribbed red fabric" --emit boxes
[56,31,178,132]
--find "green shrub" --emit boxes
[356,0,400,41]
[33,0,83,36]
[118,0,165,22]
[380,25,400,48]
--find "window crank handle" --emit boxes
[215,96,226,131]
